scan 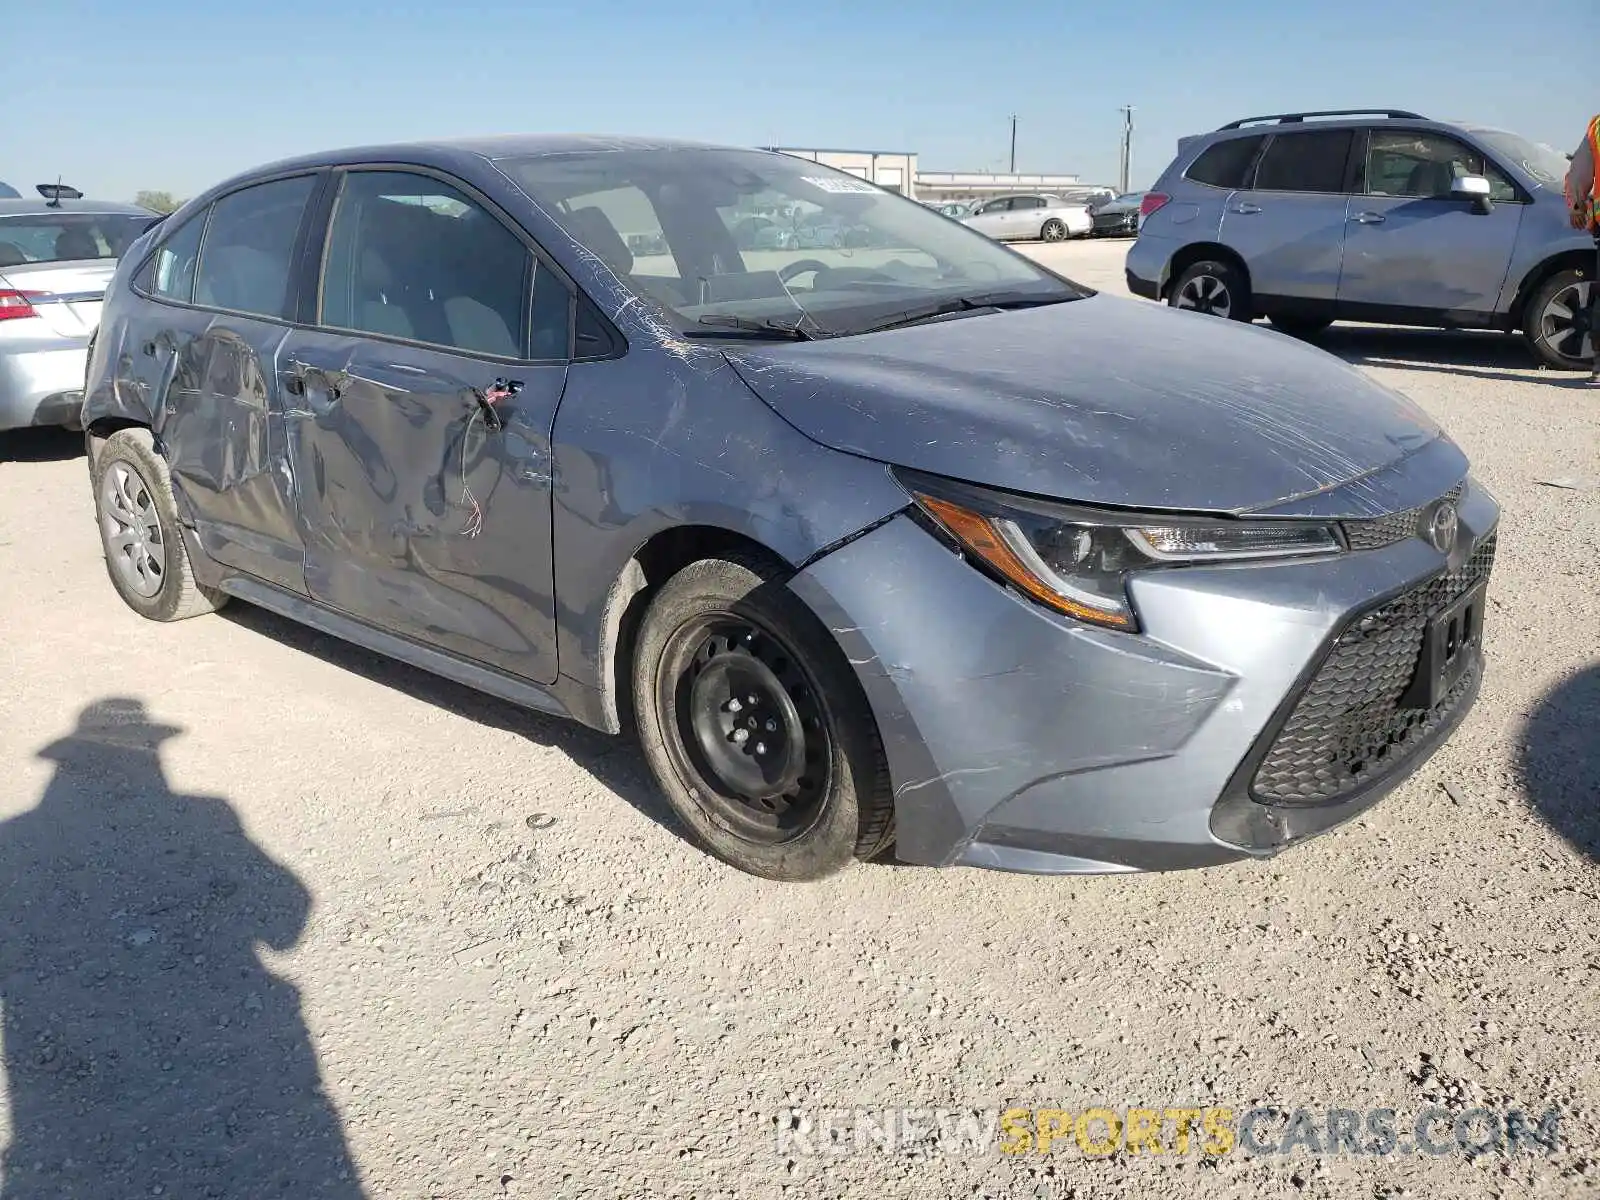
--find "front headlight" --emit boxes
[898,469,1341,632]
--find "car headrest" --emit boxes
[562,206,633,274]
[55,228,99,260]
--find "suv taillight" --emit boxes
[1139,193,1171,218]
[0,289,42,321]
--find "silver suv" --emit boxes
[1126,108,1591,370]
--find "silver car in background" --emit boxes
[961,193,1092,242]
[1,189,159,432]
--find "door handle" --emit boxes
[1233,202,1261,215]
[1353,211,1387,224]
[282,358,307,396]
[472,378,523,433]
[141,340,157,357]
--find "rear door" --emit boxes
[280,167,573,685]
[1219,127,1358,306]
[125,174,323,593]
[1337,128,1524,318]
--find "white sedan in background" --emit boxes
[959,193,1092,242]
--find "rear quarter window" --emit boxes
[1184,136,1266,188]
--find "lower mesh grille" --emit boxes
[1250,533,1496,806]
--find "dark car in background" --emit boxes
[1090,191,1146,236]
[81,135,1496,883]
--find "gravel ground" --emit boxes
[0,238,1595,1199]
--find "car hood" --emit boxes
[722,294,1459,517]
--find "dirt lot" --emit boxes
[0,238,1596,1199]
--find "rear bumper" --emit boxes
[789,481,1500,876]
[0,340,89,431]
[1126,270,1159,300]
[1124,234,1170,301]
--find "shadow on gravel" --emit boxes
[0,698,364,1199]
[1519,664,1600,863]
[220,604,680,834]
[1313,326,1556,380]
[0,428,84,463]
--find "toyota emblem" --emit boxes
[1427,500,1459,553]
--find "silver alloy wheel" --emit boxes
[1538,280,1595,363]
[100,461,166,598]
[1175,274,1232,318]
[1041,220,1066,242]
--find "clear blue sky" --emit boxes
[5,0,1592,202]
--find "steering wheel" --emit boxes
[778,258,831,284]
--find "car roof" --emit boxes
[0,198,154,216]
[227,133,742,178]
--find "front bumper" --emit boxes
[0,337,89,431]
[788,479,1499,875]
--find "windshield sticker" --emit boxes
[803,176,881,194]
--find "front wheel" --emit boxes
[1169,259,1253,322]
[1040,219,1067,242]
[1524,267,1596,371]
[631,554,894,881]
[92,428,226,622]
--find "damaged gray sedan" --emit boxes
[81,136,1498,881]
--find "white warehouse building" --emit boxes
[760,146,1088,206]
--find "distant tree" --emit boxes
[134,190,181,214]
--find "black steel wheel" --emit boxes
[632,554,894,880]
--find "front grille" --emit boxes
[1341,482,1464,552]
[1250,533,1496,806]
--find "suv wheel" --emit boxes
[632,553,895,881]
[1170,260,1252,322]
[1525,268,1595,371]
[92,428,226,622]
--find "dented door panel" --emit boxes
[281,332,564,684]
[126,306,307,593]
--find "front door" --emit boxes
[1337,128,1524,318]
[965,197,1014,237]
[282,168,575,685]
[1219,127,1357,305]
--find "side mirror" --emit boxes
[1451,174,1494,215]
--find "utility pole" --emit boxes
[1009,114,1017,174]
[1118,105,1135,193]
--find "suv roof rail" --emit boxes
[1217,108,1426,130]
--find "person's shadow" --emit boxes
[0,698,364,1199]
[1520,664,1600,862]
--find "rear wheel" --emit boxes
[1041,219,1067,242]
[92,428,226,622]
[1524,267,1596,371]
[631,554,894,881]
[1169,259,1253,322]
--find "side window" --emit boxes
[1253,130,1355,194]
[1017,196,1046,210]
[192,176,316,319]
[528,263,572,360]
[1185,135,1266,188]
[320,170,533,358]
[144,211,207,304]
[1365,131,1520,203]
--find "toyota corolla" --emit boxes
[80,135,1497,881]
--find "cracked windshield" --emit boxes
[500,148,1080,336]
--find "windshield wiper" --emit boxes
[846,290,1072,336]
[687,314,819,341]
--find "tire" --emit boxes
[91,427,226,622]
[631,553,894,881]
[1523,266,1596,372]
[1169,259,1253,322]
[1268,315,1332,339]
[1041,219,1067,243]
